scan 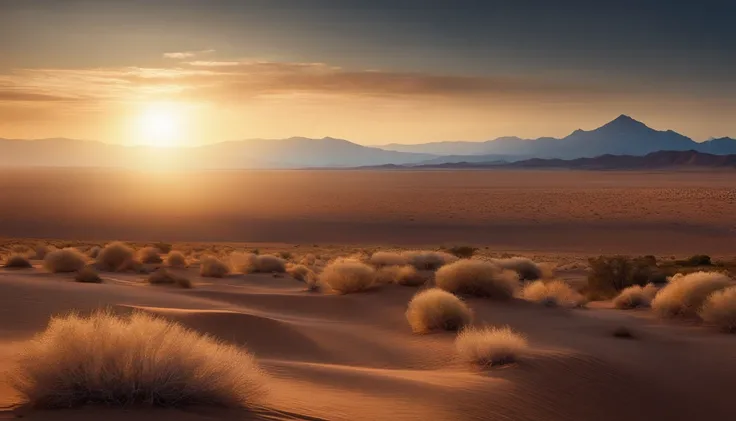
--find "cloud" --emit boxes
[0,60,620,108]
[162,49,215,59]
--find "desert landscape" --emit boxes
[0,168,735,420]
[2,1,735,419]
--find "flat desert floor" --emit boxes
[0,168,734,255]
[0,256,734,421]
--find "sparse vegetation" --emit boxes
[402,251,458,271]
[43,248,87,273]
[586,255,662,298]
[319,260,376,294]
[455,326,528,367]
[676,254,712,267]
[492,257,542,280]
[153,242,173,254]
[74,267,102,283]
[435,260,519,299]
[200,256,230,278]
[651,271,732,318]
[369,251,408,268]
[406,288,473,333]
[232,252,286,273]
[11,311,266,408]
[97,242,135,272]
[147,268,192,288]
[286,264,316,283]
[446,245,477,259]
[699,286,736,332]
[612,284,658,309]
[165,251,188,268]
[3,254,32,269]
[521,280,586,307]
[138,246,163,264]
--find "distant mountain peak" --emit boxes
[600,114,649,130]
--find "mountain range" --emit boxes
[0,115,734,169]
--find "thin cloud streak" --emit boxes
[162,49,215,59]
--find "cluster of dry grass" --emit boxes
[651,272,732,318]
[319,260,376,294]
[455,326,528,367]
[43,248,87,273]
[200,256,231,278]
[612,284,659,309]
[231,252,286,274]
[406,288,472,333]
[699,287,736,332]
[435,260,519,299]
[12,311,266,408]
[3,254,33,269]
[147,268,192,288]
[521,280,586,307]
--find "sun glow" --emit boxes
[137,103,183,147]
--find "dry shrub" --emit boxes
[147,268,192,288]
[298,253,317,266]
[394,265,427,286]
[43,248,87,273]
[492,257,542,280]
[11,310,265,408]
[651,271,732,318]
[138,247,163,264]
[435,260,519,299]
[455,326,528,367]
[612,284,658,309]
[446,245,478,259]
[369,251,409,268]
[3,254,32,269]
[166,251,188,268]
[522,280,586,307]
[587,255,660,298]
[75,267,102,283]
[403,251,458,271]
[200,256,230,278]
[34,245,52,260]
[286,264,316,283]
[97,242,135,272]
[231,252,286,274]
[699,286,736,332]
[406,288,473,333]
[319,260,375,294]
[87,246,101,258]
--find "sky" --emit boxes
[1,0,734,146]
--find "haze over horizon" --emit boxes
[2,1,734,146]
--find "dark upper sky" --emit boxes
[1,0,734,144]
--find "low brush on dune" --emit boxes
[3,254,32,269]
[200,256,230,278]
[319,260,375,294]
[521,280,586,307]
[651,271,732,318]
[231,252,286,274]
[11,310,267,408]
[165,251,188,268]
[43,248,87,273]
[435,260,519,299]
[96,242,135,272]
[456,326,528,367]
[147,268,193,288]
[406,288,473,333]
[137,246,163,264]
[612,284,659,309]
[699,286,736,332]
[491,257,543,281]
[369,251,409,268]
[402,251,458,271]
[74,267,102,283]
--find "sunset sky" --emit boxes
[1,0,734,146]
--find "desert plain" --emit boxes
[0,168,734,420]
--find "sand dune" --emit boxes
[1,260,734,420]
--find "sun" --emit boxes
[137,103,182,147]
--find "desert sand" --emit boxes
[0,252,734,420]
[0,168,734,254]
